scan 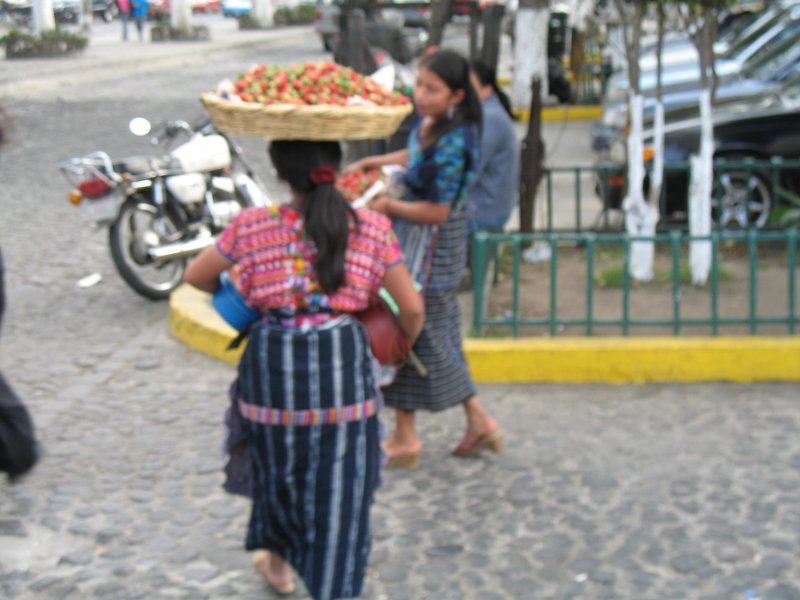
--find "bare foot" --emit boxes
[454,417,502,456]
[382,437,422,469]
[253,550,295,595]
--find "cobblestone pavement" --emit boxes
[2,17,800,600]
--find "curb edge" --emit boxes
[169,285,800,383]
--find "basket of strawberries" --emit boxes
[201,61,414,141]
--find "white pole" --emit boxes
[33,0,57,34]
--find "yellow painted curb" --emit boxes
[169,284,243,367]
[513,105,603,122]
[169,284,800,383]
[464,337,800,383]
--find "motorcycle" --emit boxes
[58,117,271,300]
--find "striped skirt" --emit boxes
[383,207,476,412]
[237,316,380,600]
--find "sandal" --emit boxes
[253,550,296,595]
[452,429,504,457]
[384,450,420,469]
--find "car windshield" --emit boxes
[716,10,761,47]
[743,15,800,79]
[721,5,788,63]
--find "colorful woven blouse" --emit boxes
[403,124,479,208]
[216,205,403,314]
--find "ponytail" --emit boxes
[268,140,357,295]
[470,58,516,120]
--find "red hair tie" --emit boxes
[309,165,337,186]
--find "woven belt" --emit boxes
[265,312,346,330]
[238,398,377,426]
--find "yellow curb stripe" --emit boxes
[512,105,603,122]
[464,337,800,383]
[169,285,800,383]
[169,284,243,367]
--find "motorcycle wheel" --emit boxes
[109,199,186,301]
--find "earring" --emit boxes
[447,103,455,119]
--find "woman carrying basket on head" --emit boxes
[344,48,503,469]
[184,140,424,599]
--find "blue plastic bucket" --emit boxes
[212,271,260,331]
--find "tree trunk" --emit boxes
[80,0,92,34]
[689,88,714,285]
[33,0,56,34]
[687,5,723,286]
[171,0,192,30]
[252,0,274,28]
[512,0,549,110]
[426,0,453,48]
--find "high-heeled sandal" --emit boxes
[253,550,296,595]
[452,429,504,457]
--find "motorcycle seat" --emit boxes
[115,156,182,175]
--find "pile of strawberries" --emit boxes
[231,61,411,107]
[336,168,383,202]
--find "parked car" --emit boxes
[594,74,800,230]
[191,0,220,12]
[95,0,118,20]
[2,0,118,24]
[603,0,800,106]
[314,0,428,63]
[220,0,250,17]
[593,37,800,153]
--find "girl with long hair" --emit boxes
[345,48,502,468]
[184,139,424,599]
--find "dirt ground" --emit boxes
[483,240,799,337]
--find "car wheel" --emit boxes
[103,3,117,21]
[712,162,772,229]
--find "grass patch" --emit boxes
[595,261,732,289]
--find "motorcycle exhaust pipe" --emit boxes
[148,236,216,261]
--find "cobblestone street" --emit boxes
[1,17,800,600]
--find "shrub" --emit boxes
[1,28,88,58]
[150,23,211,41]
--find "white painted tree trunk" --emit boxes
[651,102,665,208]
[623,93,656,282]
[512,7,549,110]
[33,0,56,34]
[171,0,192,30]
[80,0,92,34]
[252,0,274,27]
[689,88,714,285]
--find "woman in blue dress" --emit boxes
[345,49,503,468]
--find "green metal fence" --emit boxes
[543,158,800,233]
[470,229,799,337]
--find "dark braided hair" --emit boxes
[268,140,358,295]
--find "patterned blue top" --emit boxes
[403,124,479,209]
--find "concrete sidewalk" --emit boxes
[0,18,315,98]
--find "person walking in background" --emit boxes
[0,111,39,482]
[118,0,131,41]
[344,49,503,468]
[183,140,424,599]
[130,0,148,41]
[465,58,520,281]
[467,59,519,237]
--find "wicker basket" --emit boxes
[200,93,414,141]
